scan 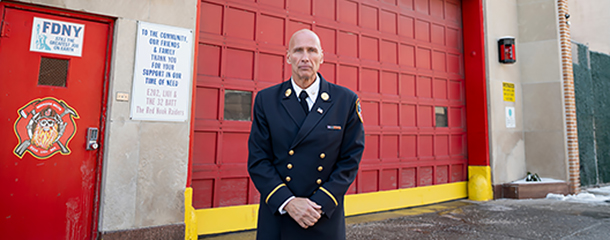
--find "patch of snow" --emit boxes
[586,186,610,196]
[512,178,565,184]
[546,192,610,203]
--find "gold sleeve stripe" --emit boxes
[319,187,338,206]
[265,183,286,204]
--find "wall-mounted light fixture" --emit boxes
[498,37,516,64]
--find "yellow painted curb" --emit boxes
[468,166,493,201]
[195,181,467,235]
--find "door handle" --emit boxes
[86,127,99,150]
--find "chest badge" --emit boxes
[321,92,329,101]
[317,107,323,114]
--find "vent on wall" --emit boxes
[38,57,69,87]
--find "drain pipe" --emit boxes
[557,0,580,194]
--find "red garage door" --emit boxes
[193,0,466,209]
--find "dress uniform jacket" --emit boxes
[248,73,365,240]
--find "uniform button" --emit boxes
[286,176,291,182]
[287,163,293,169]
[317,166,323,172]
[320,153,325,159]
[289,150,294,156]
[316,179,322,185]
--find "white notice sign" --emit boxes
[130,21,193,121]
[30,17,85,57]
[506,106,516,128]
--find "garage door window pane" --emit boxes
[435,106,447,127]
[224,90,252,121]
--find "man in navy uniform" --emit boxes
[248,29,365,239]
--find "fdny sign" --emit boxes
[29,17,85,57]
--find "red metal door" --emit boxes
[193,0,466,209]
[0,4,111,240]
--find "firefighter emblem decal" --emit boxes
[13,97,79,159]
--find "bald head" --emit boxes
[289,29,323,51]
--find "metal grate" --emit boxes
[38,57,69,87]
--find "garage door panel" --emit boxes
[314,0,336,20]
[195,87,219,120]
[399,44,415,67]
[380,168,399,190]
[382,103,399,126]
[401,167,416,188]
[381,135,399,159]
[436,165,448,184]
[201,2,223,35]
[360,170,379,193]
[449,107,463,128]
[451,163,465,182]
[218,178,249,207]
[435,135,449,156]
[259,14,285,45]
[338,64,359,91]
[361,68,379,93]
[221,132,249,164]
[450,134,465,155]
[418,166,433,186]
[361,36,379,61]
[432,50,447,72]
[415,0,430,15]
[419,135,433,157]
[416,47,431,69]
[199,44,221,77]
[361,4,378,30]
[380,10,397,34]
[430,0,445,19]
[381,40,398,65]
[417,76,432,98]
[431,24,445,45]
[225,48,254,80]
[258,52,284,83]
[400,135,417,158]
[433,78,447,99]
[338,0,358,25]
[400,104,416,127]
[399,15,415,38]
[445,0,461,23]
[401,74,416,97]
[226,7,256,40]
[447,53,461,74]
[193,131,218,165]
[415,19,430,41]
[337,31,358,58]
[381,71,399,95]
[287,0,312,15]
[192,179,214,209]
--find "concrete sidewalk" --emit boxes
[200,199,610,239]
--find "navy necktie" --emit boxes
[299,91,309,115]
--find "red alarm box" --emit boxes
[498,37,516,64]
